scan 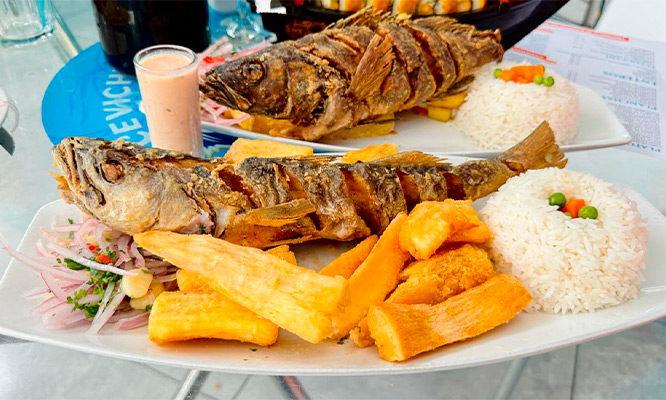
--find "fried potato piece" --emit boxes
[177,269,214,293]
[399,201,472,260]
[329,213,411,339]
[427,92,467,109]
[266,245,297,265]
[135,232,349,343]
[341,144,399,164]
[149,291,279,346]
[426,106,452,123]
[351,244,494,348]
[319,235,378,279]
[367,275,532,362]
[224,138,313,164]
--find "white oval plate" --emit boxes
[0,188,664,376]
[202,84,632,157]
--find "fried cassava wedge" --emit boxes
[319,235,378,278]
[135,232,349,343]
[177,269,214,293]
[224,138,313,164]
[399,200,472,260]
[149,291,279,346]
[329,213,411,339]
[367,274,532,362]
[341,144,399,164]
[266,245,298,265]
[351,243,494,347]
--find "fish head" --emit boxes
[52,137,202,234]
[201,46,330,120]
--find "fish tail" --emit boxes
[499,121,568,173]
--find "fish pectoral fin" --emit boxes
[241,199,317,227]
[371,151,450,167]
[347,34,395,101]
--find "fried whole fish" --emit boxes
[200,8,503,141]
[52,122,565,249]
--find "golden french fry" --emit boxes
[399,201,472,260]
[149,291,279,346]
[368,275,532,362]
[266,245,298,265]
[341,143,399,164]
[329,213,411,339]
[135,232,349,343]
[319,235,378,279]
[224,138,313,164]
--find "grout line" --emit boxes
[492,357,528,400]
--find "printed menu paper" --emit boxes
[505,21,666,159]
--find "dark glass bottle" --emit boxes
[92,0,211,75]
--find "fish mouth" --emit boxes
[201,73,252,111]
[52,138,106,209]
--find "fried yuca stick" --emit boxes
[367,274,532,362]
[149,291,279,346]
[399,201,472,260]
[134,232,349,343]
[350,244,495,348]
[266,245,298,265]
[319,235,378,279]
[329,213,411,340]
[177,269,214,293]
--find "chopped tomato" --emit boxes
[203,56,215,64]
[88,245,98,251]
[412,106,428,115]
[562,199,586,218]
[95,254,113,264]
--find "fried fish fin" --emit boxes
[348,34,395,100]
[239,199,317,227]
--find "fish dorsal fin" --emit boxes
[370,151,450,167]
[347,34,394,100]
[327,7,401,30]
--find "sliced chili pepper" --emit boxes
[412,106,428,115]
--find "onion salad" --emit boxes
[0,217,179,334]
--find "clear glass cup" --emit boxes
[224,0,261,47]
[134,45,203,157]
[0,0,54,42]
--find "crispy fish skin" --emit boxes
[53,122,566,249]
[200,8,503,141]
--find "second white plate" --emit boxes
[202,84,631,156]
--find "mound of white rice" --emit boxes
[479,168,648,314]
[452,62,579,150]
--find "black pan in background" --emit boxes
[253,0,569,49]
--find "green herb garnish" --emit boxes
[64,258,87,271]
[67,218,74,224]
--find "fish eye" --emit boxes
[100,160,124,183]
[241,61,264,83]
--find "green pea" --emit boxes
[544,76,555,87]
[578,206,598,220]
[534,75,544,85]
[548,192,566,208]
[563,212,572,218]
[493,68,502,79]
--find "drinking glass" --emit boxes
[224,0,261,47]
[0,0,54,42]
[134,45,203,157]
